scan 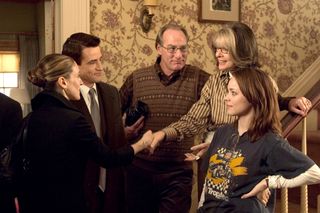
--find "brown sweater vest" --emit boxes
[131,65,200,163]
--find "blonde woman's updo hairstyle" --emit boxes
[28,54,75,89]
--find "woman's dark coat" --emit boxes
[19,90,134,213]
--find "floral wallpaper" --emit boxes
[90,0,319,93]
[89,0,319,211]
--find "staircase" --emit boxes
[278,77,320,212]
[285,102,320,209]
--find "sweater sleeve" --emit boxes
[269,164,320,188]
[163,72,235,142]
[278,94,294,111]
[265,136,319,189]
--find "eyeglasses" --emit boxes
[214,47,229,54]
[161,45,188,54]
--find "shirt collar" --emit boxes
[80,84,98,108]
[80,84,97,96]
[155,56,183,84]
[219,70,230,88]
[219,70,229,80]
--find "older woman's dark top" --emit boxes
[19,90,134,213]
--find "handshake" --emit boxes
[131,130,165,155]
[123,101,210,158]
[131,130,211,161]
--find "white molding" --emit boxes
[44,1,54,55]
[283,56,320,97]
[54,0,90,53]
[281,56,320,129]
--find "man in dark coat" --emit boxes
[62,33,127,213]
[0,93,22,213]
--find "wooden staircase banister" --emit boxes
[279,79,320,213]
[281,79,320,138]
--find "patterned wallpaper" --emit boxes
[90,0,320,92]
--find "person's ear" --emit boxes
[156,44,162,55]
[57,76,68,89]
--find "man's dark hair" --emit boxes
[62,32,101,65]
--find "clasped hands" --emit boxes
[145,131,211,157]
[123,115,161,153]
[138,130,166,154]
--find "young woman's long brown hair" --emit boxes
[230,67,282,141]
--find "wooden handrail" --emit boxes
[281,79,320,138]
[280,79,320,213]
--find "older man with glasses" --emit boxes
[119,22,210,213]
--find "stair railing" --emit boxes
[280,80,320,213]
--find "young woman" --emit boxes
[197,67,320,212]
[18,54,153,213]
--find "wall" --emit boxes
[90,0,320,92]
[90,1,320,211]
[0,2,37,32]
